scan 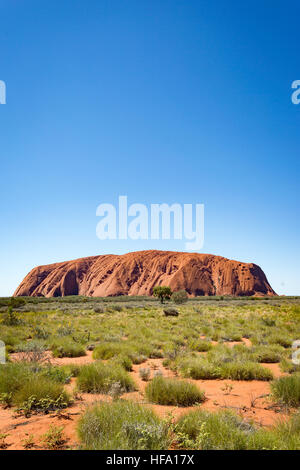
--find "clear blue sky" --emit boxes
[0,0,299,296]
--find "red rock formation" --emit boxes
[13,250,276,297]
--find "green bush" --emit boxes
[0,363,70,412]
[145,376,205,406]
[188,339,212,352]
[172,290,188,305]
[0,363,32,396]
[178,357,221,380]
[78,400,170,450]
[51,340,86,358]
[2,306,21,326]
[221,362,273,381]
[175,409,250,450]
[268,334,292,348]
[93,342,149,364]
[77,362,135,394]
[175,408,300,450]
[280,358,300,374]
[109,354,133,371]
[41,366,72,384]
[271,374,300,406]
[250,345,284,363]
[93,342,126,360]
[13,377,70,411]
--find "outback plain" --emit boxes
[1,294,300,450]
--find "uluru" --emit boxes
[13,250,276,298]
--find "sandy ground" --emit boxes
[1,340,292,450]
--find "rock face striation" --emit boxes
[14,250,276,298]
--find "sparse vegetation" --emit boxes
[78,400,170,449]
[77,362,135,394]
[145,376,205,406]
[1,295,300,449]
[271,374,300,406]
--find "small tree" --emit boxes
[152,286,172,304]
[171,290,188,304]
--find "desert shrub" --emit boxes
[261,317,276,327]
[78,400,170,450]
[60,364,82,377]
[93,342,126,360]
[93,341,149,364]
[106,305,123,313]
[268,334,292,348]
[271,374,300,406]
[139,368,151,381]
[42,425,65,449]
[188,339,212,352]
[42,366,72,384]
[145,376,205,406]
[154,369,163,377]
[178,357,221,380]
[250,345,284,363]
[31,325,50,339]
[129,353,147,364]
[109,354,133,371]
[2,307,21,326]
[13,376,70,409]
[0,363,32,396]
[163,308,179,317]
[94,306,105,314]
[220,362,273,381]
[246,412,300,450]
[222,331,243,342]
[51,340,86,358]
[56,324,74,337]
[0,366,71,413]
[172,290,188,304]
[175,409,251,450]
[280,358,300,374]
[77,362,135,394]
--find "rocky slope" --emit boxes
[14,250,276,297]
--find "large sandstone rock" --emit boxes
[13,250,276,298]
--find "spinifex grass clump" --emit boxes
[271,374,300,406]
[220,362,273,381]
[0,363,70,412]
[188,339,212,352]
[77,362,135,394]
[93,341,150,364]
[0,363,32,397]
[175,408,300,450]
[176,355,273,381]
[175,409,251,450]
[145,376,205,406]
[250,345,285,363]
[78,400,170,450]
[178,357,222,380]
[51,339,86,358]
